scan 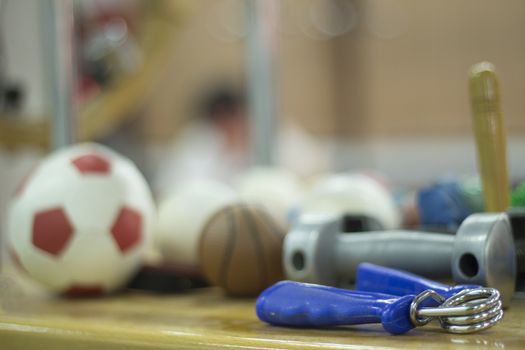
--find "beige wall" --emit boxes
[141,0,525,141]
[334,0,525,139]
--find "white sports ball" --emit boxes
[156,179,237,273]
[299,173,400,229]
[235,167,304,227]
[7,143,155,296]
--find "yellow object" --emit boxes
[1,286,525,349]
[469,62,510,212]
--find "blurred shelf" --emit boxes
[1,254,524,349]
[1,287,525,349]
[0,1,187,150]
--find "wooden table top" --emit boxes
[1,277,524,349]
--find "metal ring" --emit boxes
[409,289,445,327]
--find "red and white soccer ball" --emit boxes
[7,143,155,296]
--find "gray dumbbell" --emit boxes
[284,212,516,306]
[508,208,525,291]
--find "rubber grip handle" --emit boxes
[355,263,480,300]
[256,280,415,334]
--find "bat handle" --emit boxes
[469,62,510,212]
[256,280,415,334]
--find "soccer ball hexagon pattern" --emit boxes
[8,143,155,296]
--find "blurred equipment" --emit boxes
[46,0,76,149]
[245,0,279,165]
[77,3,142,91]
[199,203,284,297]
[256,280,502,334]
[0,83,24,112]
[398,190,420,228]
[417,177,484,231]
[297,173,400,230]
[469,62,510,212]
[512,182,525,207]
[508,208,525,291]
[417,181,470,231]
[127,264,208,293]
[284,212,516,306]
[156,178,237,275]
[235,166,304,227]
[8,143,155,296]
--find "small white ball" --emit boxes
[299,173,400,229]
[156,179,237,272]
[235,167,304,227]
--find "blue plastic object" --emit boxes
[256,280,416,335]
[355,263,479,300]
[417,181,472,230]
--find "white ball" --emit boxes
[299,173,400,229]
[156,179,237,272]
[7,143,155,296]
[235,167,304,227]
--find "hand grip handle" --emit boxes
[355,263,479,300]
[256,280,415,334]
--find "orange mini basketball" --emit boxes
[199,203,285,297]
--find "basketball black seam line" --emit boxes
[219,206,237,291]
[257,209,285,243]
[245,207,269,289]
[253,208,284,281]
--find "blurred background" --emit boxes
[1,0,525,249]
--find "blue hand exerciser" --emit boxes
[256,264,503,335]
[355,263,480,300]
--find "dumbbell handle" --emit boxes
[336,231,454,282]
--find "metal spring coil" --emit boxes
[410,288,503,333]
